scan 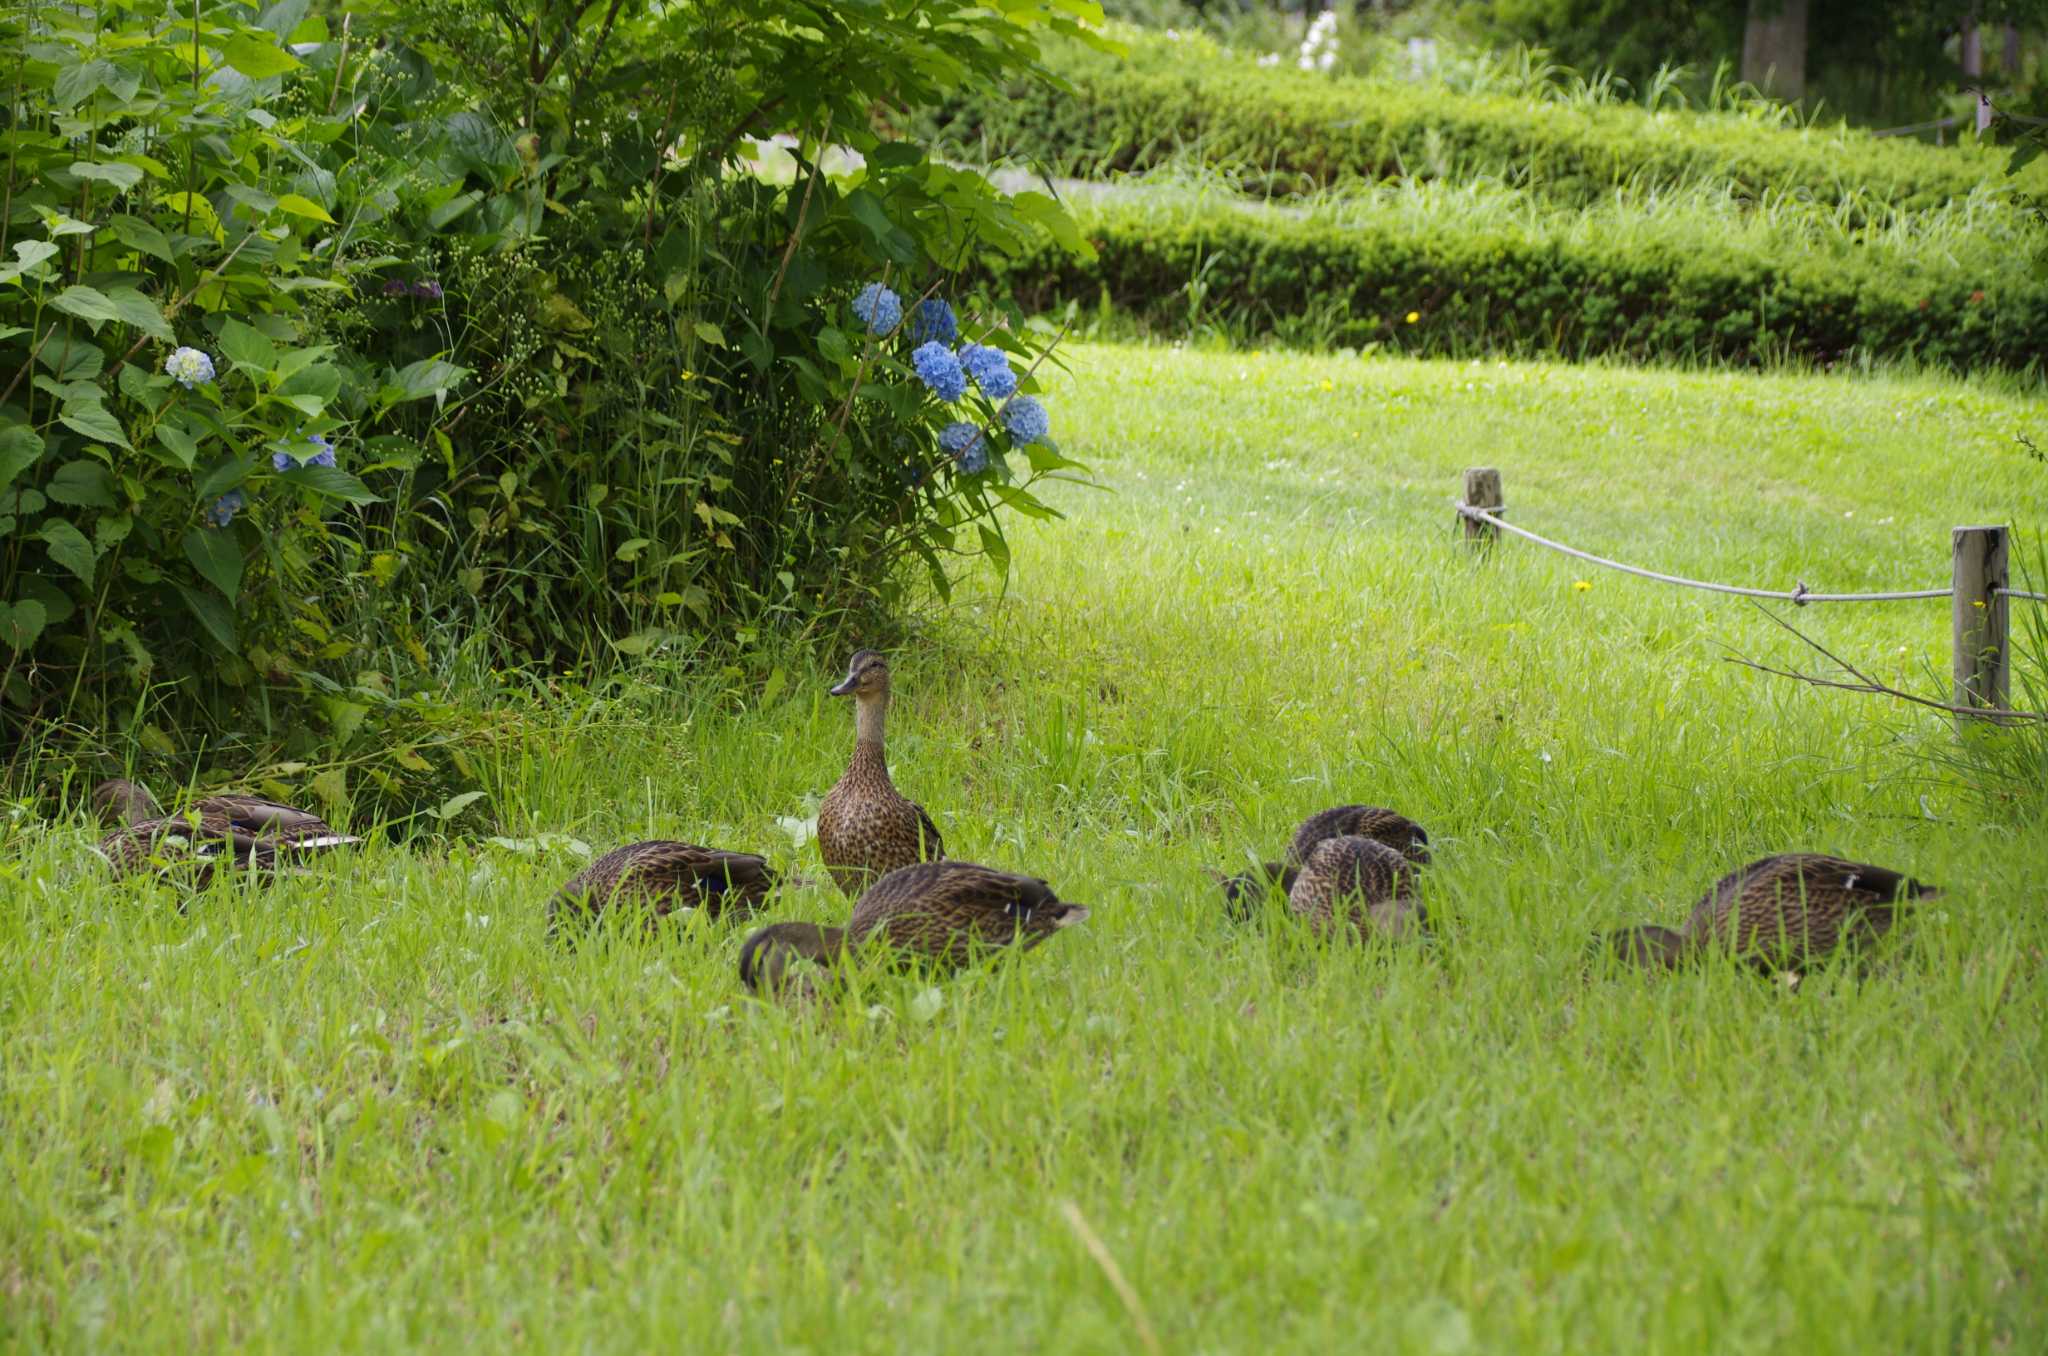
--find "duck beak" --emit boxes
[828,675,857,697]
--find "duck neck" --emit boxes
[850,692,890,775]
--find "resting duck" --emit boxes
[90,776,359,885]
[547,841,779,935]
[739,860,1088,995]
[1285,834,1426,941]
[816,650,944,897]
[1604,853,1940,973]
[1217,804,1430,918]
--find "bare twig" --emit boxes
[1723,604,2047,722]
[765,109,833,314]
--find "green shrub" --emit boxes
[1,0,1105,808]
[980,188,2048,371]
[928,29,2028,217]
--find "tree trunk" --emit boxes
[1741,0,1809,100]
[1961,7,1983,79]
[2004,21,2020,75]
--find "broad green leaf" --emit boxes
[275,193,335,224]
[223,33,303,79]
[383,358,468,404]
[69,161,144,191]
[57,400,132,450]
[434,790,488,821]
[0,427,43,489]
[692,321,728,348]
[277,464,381,505]
[217,318,277,372]
[106,286,173,341]
[50,285,124,327]
[614,537,651,562]
[154,421,199,469]
[1010,191,1096,261]
[978,523,1010,575]
[0,598,46,652]
[47,460,118,509]
[174,583,238,652]
[0,239,60,284]
[183,526,244,599]
[38,519,96,585]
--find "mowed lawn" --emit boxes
[5,344,2045,1353]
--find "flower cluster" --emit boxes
[272,432,338,472]
[911,299,957,346]
[853,281,1056,475]
[957,344,1016,399]
[939,421,988,474]
[208,489,246,528]
[165,346,215,389]
[911,342,966,402]
[853,283,902,336]
[1299,8,1339,72]
[381,278,445,299]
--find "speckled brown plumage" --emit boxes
[1218,804,1430,919]
[90,777,358,884]
[1286,835,1426,941]
[1605,853,1939,973]
[816,650,944,897]
[547,840,777,934]
[738,860,1089,994]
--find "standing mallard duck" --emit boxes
[546,841,779,935]
[738,860,1088,995]
[1286,834,1427,941]
[1217,804,1430,918]
[816,650,944,897]
[1603,853,1940,973]
[90,777,359,885]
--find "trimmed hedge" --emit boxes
[982,194,2048,372]
[932,33,2023,217]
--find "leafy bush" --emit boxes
[927,28,2029,217]
[1,0,1103,798]
[980,186,2048,371]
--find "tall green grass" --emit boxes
[3,346,2045,1352]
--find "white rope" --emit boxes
[1995,587,2048,603]
[1454,504,1952,604]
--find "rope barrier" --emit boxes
[1453,504,1953,604]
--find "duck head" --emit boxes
[828,649,890,700]
[739,921,848,998]
[1601,924,1686,971]
[92,777,162,826]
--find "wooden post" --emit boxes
[1462,467,1501,549]
[1952,525,2009,716]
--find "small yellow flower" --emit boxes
[1405,311,1420,324]
[1319,378,1334,392]
[1573,580,1592,592]
[1974,599,1987,609]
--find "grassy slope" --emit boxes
[5,346,2046,1352]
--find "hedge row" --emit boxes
[980,194,2047,372]
[931,34,2019,217]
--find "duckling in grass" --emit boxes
[91,777,360,885]
[1286,834,1427,942]
[1603,853,1940,974]
[817,650,944,897]
[1217,804,1431,919]
[547,841,783,937]
[739,860,1089,997]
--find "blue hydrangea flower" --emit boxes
[912,342,966,401]
[412,280,444,300]
[958,343,1017,399]
[1003,394,1050,445]
[911,299,957,346]
[939,421,990,472]
[852,282,902,336]
[207,489,246,527]
[272,432,337,472]
[165,347,215,389]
